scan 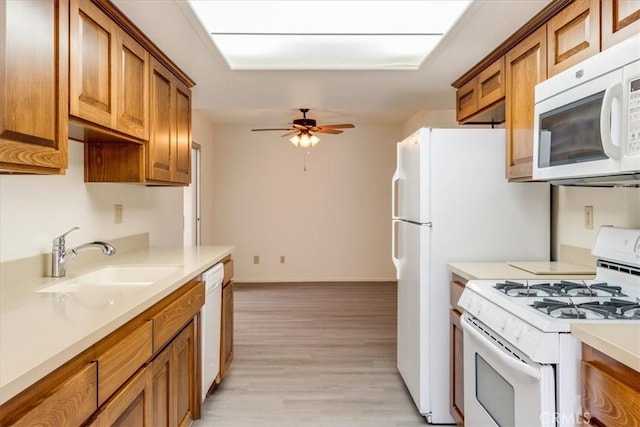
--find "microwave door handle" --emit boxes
[461,315,541,380]
[600,83,622,160]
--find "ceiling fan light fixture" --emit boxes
[290,132,320,148]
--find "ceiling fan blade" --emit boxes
[315,128,343,135]
[251,128,294,132]
[281,131,299,137]
[317,124,355,129]
[291,124,309,131]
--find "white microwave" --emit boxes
[533,34,640,186]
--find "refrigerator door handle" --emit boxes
[392,220,400,278]
[391,168,399,220]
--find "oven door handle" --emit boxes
[461,316,541,380]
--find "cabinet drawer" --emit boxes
[152,281,204,352]
[456,78,477,122]
[581,360,640,426]
[477,56,505,110]
[223,259,234,285]
[97,320,153,405]
[12,362,97,427]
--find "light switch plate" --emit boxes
[114,204,123,224]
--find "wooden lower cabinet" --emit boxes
[0,279,205,426]
[150,320,197,427]
[220,280,234,379]
[581,344,640,426]
[450,276,467,425]
[89,366,153,427]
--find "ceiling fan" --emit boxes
[251,109,355,148]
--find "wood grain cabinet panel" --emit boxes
[547,0,600,77]
[10,363,97,427]
[96,320,153,405]
[150,320,198,427]
[220,281,235,379]
[147,58,191,184]
[602,0,640,49]
[70,0,150,141]
[70,0,115,129]
[152,280,204,353]
[116,31,149,140]
[89,366,153,427]
[477,57,506,110]
[456,79,478,122]
[173,322,197,427]
[505,25,547,181]
[0,0,68,173]
[581,344,640,427]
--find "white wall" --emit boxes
[402,109,460,136]
[554,186,640,253]
[0,140,184,262]
[202,123,401,282]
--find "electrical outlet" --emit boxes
[253,255,260,264]
[280,256,286,264]
[114,204,123,224]
[584,206,593,230]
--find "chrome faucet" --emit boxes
[51,227,116,277]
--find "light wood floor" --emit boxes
[194,282,428,427]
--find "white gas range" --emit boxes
[459,227,640,427]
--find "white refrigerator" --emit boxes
[391,128,550,424]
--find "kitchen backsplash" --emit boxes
[0,141,184,262]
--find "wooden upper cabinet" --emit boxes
[505,25,547,181]
[477,57,506,110]
[547,0,600,77]
[116,31,150,140]
[70,0,149,141]
[455,57,505,123]
[148,60,174,182]
[0,0,68,174]
[148,58,192,184]
[601,0,640,49]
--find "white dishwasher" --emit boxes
[201,262,224,401]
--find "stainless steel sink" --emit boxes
[37,265,182,293]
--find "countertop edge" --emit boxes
[570,323,640,373]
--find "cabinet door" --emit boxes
[456,78,478,122]
[151,342,174,427]
[70,0,115,129]
[221,282,234,379]
[116,31,149,140]
[90,366,153,427]
[547,0,600,77]
[0,0,68,173]
[505,25,547,181]
[450,310,464,425]
[477,57,505,110]
[602,0,640,49]
[173,81,192,184]
[148,59,174,182]
[173,322,197,427]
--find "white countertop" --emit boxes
[0,245,233,405]
[571,323,640,373]
[448,262,595,281]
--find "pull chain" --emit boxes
[303,150,311,172]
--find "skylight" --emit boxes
[186,0,472,70]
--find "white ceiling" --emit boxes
[112,0,552,127]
